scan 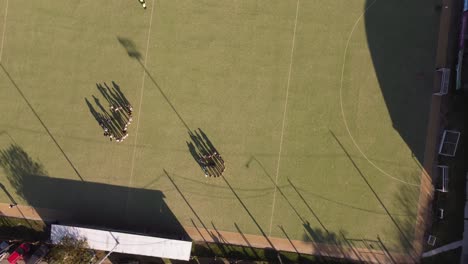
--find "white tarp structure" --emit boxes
[51,224,192,261]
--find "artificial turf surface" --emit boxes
[0,0,438,253]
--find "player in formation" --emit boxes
[99,103,133,143]
[199,151,225,178]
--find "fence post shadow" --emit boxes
[164,170,220,256]
[246,156,306,224]
[189,218,217,256]
[329,129,416,261]
[286,178,330,234]
[248,156,350,259]
[234,223,261,259]
[211,221,235,257]
[278,225,301,256]
[340,231,363,263]
[341,234,396,264]
[220,175,277,251]
[377,235,397,264]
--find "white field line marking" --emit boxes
[0,0,9,62]
[126,1,156,205]
[268,0,300,236]
[338,0,419,187]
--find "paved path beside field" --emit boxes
[0,203,414,263]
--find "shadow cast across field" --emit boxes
[164,169,359,260]
[245,156,348,256]
[234,223,261,259]
[220,174,277,250]
[363,0,439,164]
[329,130,417,260]
[117,36,191,131]
[117,37,227,179]
[245,156,330,233]
[85,82,133,141]
[165,169,278,251]
[0,144,187,239]
[164,169,224,257]
[187,129,226,178]
[0,64,84,182]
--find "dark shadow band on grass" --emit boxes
[0,144,186,238]
[364,0,439,164]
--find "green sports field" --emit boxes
[0,0,438,254]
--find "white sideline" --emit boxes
[126,0,156,210]
[0,0,9,62]
[268,0,300,236]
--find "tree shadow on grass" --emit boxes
[0,64,84,182]
[0,144,187,239]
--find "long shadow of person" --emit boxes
[98,82,133,124]
[187,130,225,177]
[92,95,121,138]
[111,81,131,108]
[187,142,202,165]
[85,98,102,124]
[86,97,113,135]
[96,84,115,107]
[198,128,219,154]
[92,95,108,116]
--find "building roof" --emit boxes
[51,224,192,261]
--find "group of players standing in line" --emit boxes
[86,82,135,144]
[89,83,226,178]
[199,151,225,177]
[188,130,226,178]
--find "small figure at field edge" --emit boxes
[138,0,147,9]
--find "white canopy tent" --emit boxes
[51,224,192,261]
